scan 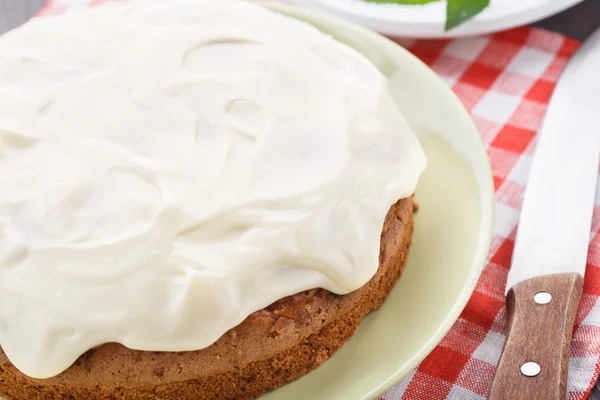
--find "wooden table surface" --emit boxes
[1,0,599,398]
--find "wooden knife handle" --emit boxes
[488,273,583,400]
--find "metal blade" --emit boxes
[506,29,600,293]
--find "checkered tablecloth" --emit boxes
[382,29,600,400]
[10,1,600,399]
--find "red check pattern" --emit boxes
[381,30,600,400]
[36,2,600,399]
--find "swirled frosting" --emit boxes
[0,0,426,379]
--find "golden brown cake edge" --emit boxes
[0,197,414,400]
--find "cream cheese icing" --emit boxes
[0,0,426,379]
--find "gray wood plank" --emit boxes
[0,0,46,34]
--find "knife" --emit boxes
[487,29,600,399]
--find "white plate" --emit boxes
[1,4,494,400]
[289,0,585,38]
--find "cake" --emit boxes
[0,0,427,399]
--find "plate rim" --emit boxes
[263,3,496,398]
[286,0,585,38]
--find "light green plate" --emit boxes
[260,4,496,400]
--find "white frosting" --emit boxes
[0,0,426,379]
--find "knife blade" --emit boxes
[488,28,600,399]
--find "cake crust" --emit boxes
[0,197,414,400]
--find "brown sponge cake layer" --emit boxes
[0,197,414,400]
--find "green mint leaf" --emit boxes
[362,0,440,5]
[359,0,489,31]
[445,0,489,30]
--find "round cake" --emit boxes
[0,0,427,399]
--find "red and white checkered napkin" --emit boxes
[36,2,600,399]
[380,29,600,400]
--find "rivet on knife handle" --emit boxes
[487,273,583,400]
